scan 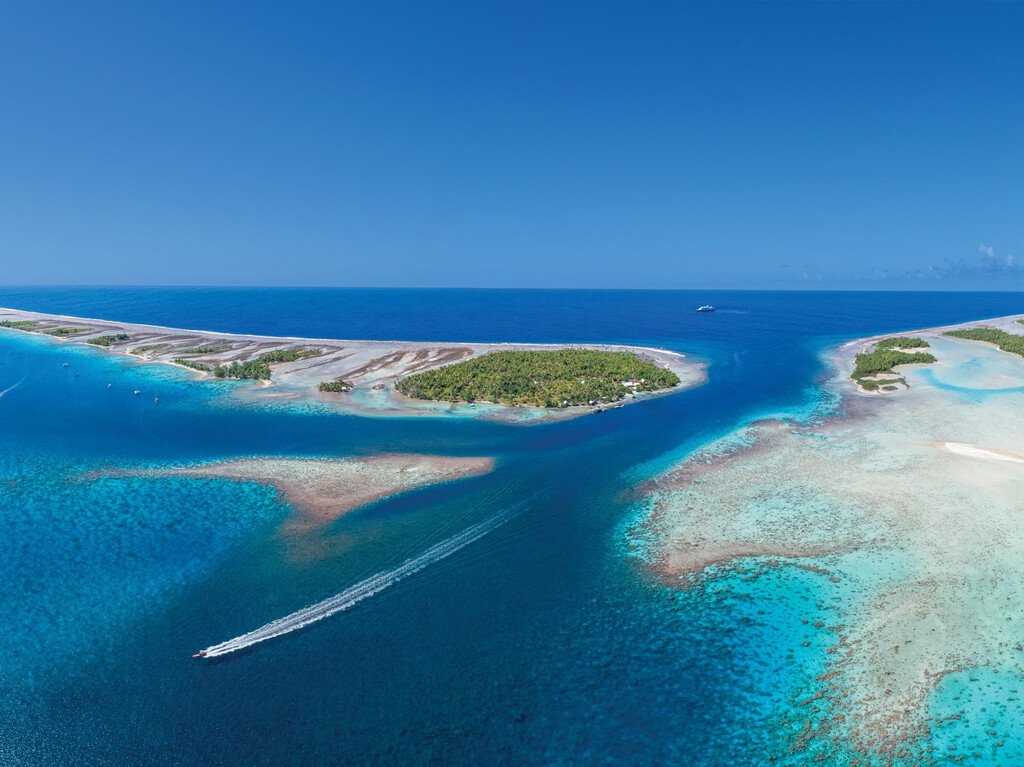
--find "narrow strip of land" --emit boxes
[0,306,705,419]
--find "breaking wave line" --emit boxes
[195,508,516,658]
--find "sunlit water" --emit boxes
[0,288,1021,765]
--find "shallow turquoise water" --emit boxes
[1,288,1022,765]
[928,669,1024,765]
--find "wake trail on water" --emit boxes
[0,377,25,399]
[195,507,518,659]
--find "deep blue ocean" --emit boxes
[1,288,1021,766]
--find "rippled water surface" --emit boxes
[0,288,1021,765]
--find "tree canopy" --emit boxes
[396,349,680,408]
[945,327,1024,357]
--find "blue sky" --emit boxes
[1,2,1021,289]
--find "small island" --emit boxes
[395,349,680,407]
[0,306,705,421]
[850,336,936,392]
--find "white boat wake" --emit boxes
[0,377,25,399]
[195,508,516,659]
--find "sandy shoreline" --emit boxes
[830,312,1024,398]
[0,305,706,422]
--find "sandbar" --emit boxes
[98,454,494,528]
[942,441,1024,464]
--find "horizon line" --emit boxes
[1,284,1023,294]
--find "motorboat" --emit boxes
[696,304,716,313]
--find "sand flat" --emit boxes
[123,454,495,526]
[942,441,1024,464]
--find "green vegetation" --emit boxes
[87,333,130,347]
[945,327,1024,358]
[171,347,320,380]
[852,338,932,391]
[258,347,321,364]
[875,336,930,350]
[1,321,132,345]
[173,358,211,372]
[1,320,88,336]
[857,376,906,392]
[0,320,38,330]
[173,355,263,378]
[213,360,271,380]
[131,344,168,356]
[396,349,680,408]
[851,337,936,391]
[318,379,354,393]
[852,349,935,381]
[208,348,318,380]
[178,345,220,355]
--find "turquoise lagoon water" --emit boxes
[0,288,1022,765]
